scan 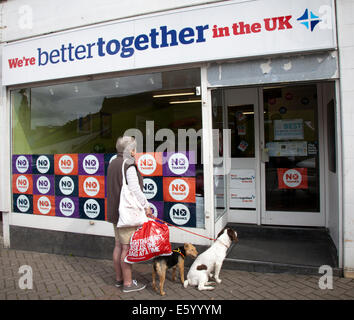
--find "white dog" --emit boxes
[184,227,238,291]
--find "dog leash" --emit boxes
[152,216,216,241]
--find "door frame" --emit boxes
[211,83,328,227]
[259,84,326,227]
[221,87,261,225]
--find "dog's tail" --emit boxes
[183,280,189,288]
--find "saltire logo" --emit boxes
[297,9,321,31]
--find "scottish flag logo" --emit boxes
[297,9,321,31]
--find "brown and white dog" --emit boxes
[184,227,238,291]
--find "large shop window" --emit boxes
[12,68,205,228]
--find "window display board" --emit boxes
[12,151,199,228]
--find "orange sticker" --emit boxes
[33,195,55,216]
[54,154,78,175]
[163,177,196,203]
[12,174,33,194]
[79,175,105,198]
[278,168,308,189]
[135,152,163,176]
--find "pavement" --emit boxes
[1,222,354,301]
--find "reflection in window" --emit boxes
[228,104,255,158]
[12,69,201,156]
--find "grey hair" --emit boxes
[116,136,137,159]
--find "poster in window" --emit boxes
[163,151,195,177]
[163,177,196,203]
[164,202,196,228]
[13,194,33,214]
[277,168,308,189]
[136,152,163,176]
[12,155,32,174]
[33,195,56,216]
[12,174,33,195]
[55,197,80,218]
[274,119,304,140]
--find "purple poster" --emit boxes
[78,153,104,176]
[55,197,79,218]
[149,201,164,221]
[33,175,55,195]
[12,155,32,174]
[163,151,195,177]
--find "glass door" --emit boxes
[224,88,260,224]
[260,84,325,226]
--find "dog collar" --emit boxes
[217,239,229,249]
[173,248,185,259]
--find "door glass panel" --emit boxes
[263,85,320,212]
[228,104,256,210]
[228,105,255,158]
[212,90,227,221]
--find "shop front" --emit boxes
[1,0,342,268]
[9,67,213,246]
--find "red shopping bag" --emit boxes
[124,219,172,263]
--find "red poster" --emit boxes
[54,154,78,175]
[135,152,163,176]
[12,174,33,194]
[79,175,105,198]
[278,168,308,189]
[163,177,196,203]
[33,195,55,216]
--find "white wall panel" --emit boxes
[336,0,354,276]
[2,0,227,42]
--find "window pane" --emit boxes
[263,84,320,212]
[12,68,205,228]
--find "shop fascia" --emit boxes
[2,0,335,86]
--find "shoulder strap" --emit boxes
[121,159,128,185]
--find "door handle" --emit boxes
[261,148,269,163]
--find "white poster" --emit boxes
[267,141,308,157]
[230,189,256,209]
[2,0,336,85]
[230,169,256,189]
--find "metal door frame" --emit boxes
[222,87,261,225]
